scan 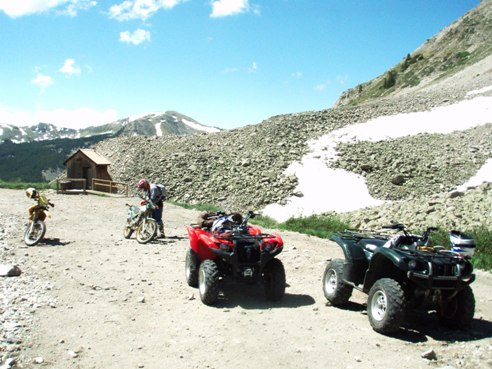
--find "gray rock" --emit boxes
[0,264,21,277]
[421,348,438,360]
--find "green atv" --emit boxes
[323,223,476,335]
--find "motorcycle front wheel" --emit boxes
[24,220,46,246]
[136,219,157,244]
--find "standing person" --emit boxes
[136,179,166,238]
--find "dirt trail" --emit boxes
[1,189,491,369]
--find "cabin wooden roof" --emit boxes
[64,149,111,166]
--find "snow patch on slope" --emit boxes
[263,93,492,222]
[182,118,220,133]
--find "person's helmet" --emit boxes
[137,179,150,191]
[26,187,37,199]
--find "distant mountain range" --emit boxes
[0,111,221,183]
[0,111,220,144]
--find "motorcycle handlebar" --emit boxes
[382,223,405,231]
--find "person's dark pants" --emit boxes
[152,207,163,226]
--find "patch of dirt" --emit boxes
[1,189,491,369]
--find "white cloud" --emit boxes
[58,0,96,17]
[0,105,119,129]
[248,61,257,73]
[119,28,151,45]
[223,67,239,74]
[0,105,32,126]
[36,107,119,128]
[109,0,185,21]
[314,80,330,92]
[291,71,303,78]
[0,0,95,18]
[336,74,348,85]
[31,73,54,91]
[59,59,81,76]
[210,0,259,18]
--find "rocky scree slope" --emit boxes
[94,88,491,231]
[92,95,447,209]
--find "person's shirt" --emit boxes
[148,183,164,205]
[36,194,50,207]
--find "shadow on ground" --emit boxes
[25,238,71,247]
[205,281,316,310]
[327,300,492,343]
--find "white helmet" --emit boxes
[449,230,475,257]
[26,187,37,199]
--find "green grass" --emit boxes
[254,214,351,239]
[469,226,492,272]
[171,202,222,213]
[0,180,56,190]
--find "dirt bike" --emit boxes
[123,198,158,244]
[185,211,286,305]
[324,223,476,335]
[24,203,53,246]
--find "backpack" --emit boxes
[156,184,167,202]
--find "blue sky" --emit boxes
[0,0,480,130]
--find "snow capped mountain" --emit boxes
[0,111,220,143]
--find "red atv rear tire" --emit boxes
[185,249,200,287]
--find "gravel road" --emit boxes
[1,189,491,369]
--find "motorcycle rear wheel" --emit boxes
[136,219,157,244]
[123,220,133,239]
[24,220,46,246]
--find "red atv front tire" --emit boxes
[198,260,220,305]
[262,259,286,301]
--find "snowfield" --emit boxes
[264,90,492,222]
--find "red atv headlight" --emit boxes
[219,243,231,252]
[263,241,277,253]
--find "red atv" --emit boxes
[185,211,286,305]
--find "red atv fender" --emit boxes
[265,232,283,247]
[248,225,262,236]
[247,225,284,248]
[186,226,217,261]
